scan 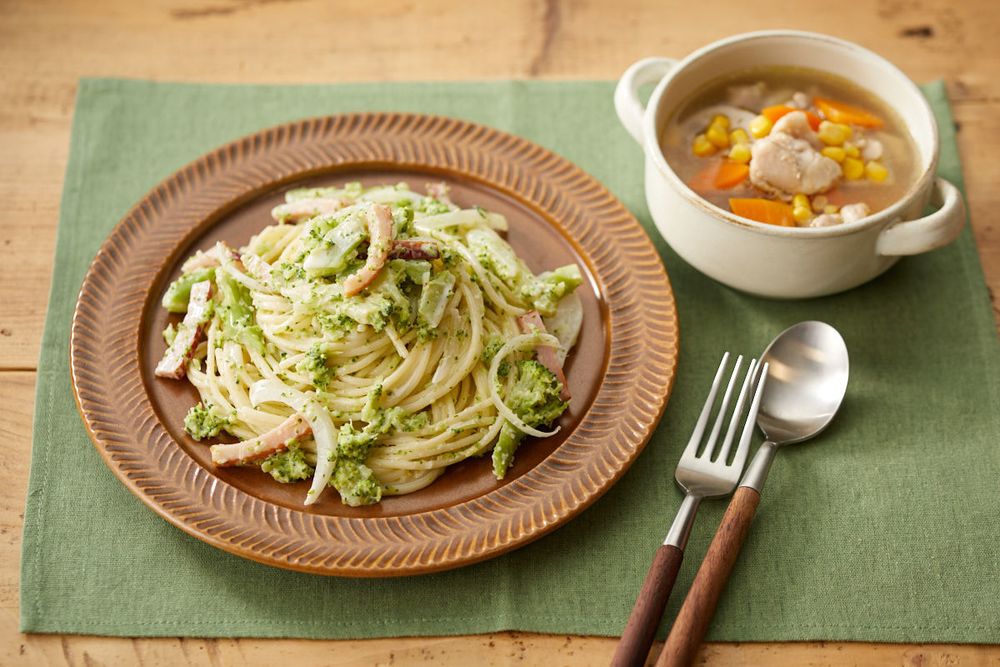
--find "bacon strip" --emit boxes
[388,239,440,261]
[342,204,395,297]
[179,241,241,273]
[518,310,571,401]
[271,197,350,223]
[210,414,312,466]
[155,280,214,379]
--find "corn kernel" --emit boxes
[821,146,846,162]
[865,160,889,182]
[792,194,810,210]
[793,206,812,224]
[711,114,730,130]
[811,195,828,213]
[818,121,852,146]
[706,123,730,149]
[823,204,839,214]
[844,143,860,158]
[692,134,716,157]
[749,115,773,138]
[728,143,752,163]
[842,157,864,180]
[729,128,749,145]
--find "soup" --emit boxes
[661,66,919,228]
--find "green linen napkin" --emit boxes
[21,79,999,642]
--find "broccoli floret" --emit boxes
[492,422,524,480]
[297,343,333,390]
[492,360,568,479]
[162,267,215,313]
[520,264,583,317]
[183,403,230,441]
[261,441,314,483]
[330,459,382,506]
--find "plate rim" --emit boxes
[70,112,679,576]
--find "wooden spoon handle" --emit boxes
[611,544,684,667]
[655,486,761,667]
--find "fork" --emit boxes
[611,353,768,667]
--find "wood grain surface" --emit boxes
[2,0,998,665]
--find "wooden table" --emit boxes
[2,1,997,664]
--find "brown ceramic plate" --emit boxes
[70,113,678,576]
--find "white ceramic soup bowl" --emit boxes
[614,30,966,298]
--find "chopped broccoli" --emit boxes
[330,459,382,507]
[316,312,357,338]
[520,264,583,317]
[395,411,429,432]
[261,441,314,483]
[492,360,568,479]
[481,335,504,365]
[297,343,333,390]
[392,203,415,236]
[418,197,451,216]
[162,267,215,313]
[216,271,264,353]
[183,403,230,441]
[335,423,372,460]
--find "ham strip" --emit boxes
[271,197,349,223]
[210,414,312,466]
[342,204,395,297]
[155,280,214,379]
[388,239,440,260]
[518,311,571,401]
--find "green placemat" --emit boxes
[21,79,1000,642]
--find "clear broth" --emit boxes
[661,66,920,221]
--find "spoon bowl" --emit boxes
[758,321,850,445]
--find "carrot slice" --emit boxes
[689,160,750,191]
[761,105,822,131]
[713,161,750,189]
[729,198,796,227]
[814,97,883,128]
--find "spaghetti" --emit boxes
[155,182,584,506]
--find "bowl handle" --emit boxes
[876,178,967,256]
[614,57,677,146]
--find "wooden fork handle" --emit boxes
[655,486,761,667]
[611,544,684,667]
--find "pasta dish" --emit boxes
[154,182,583,506]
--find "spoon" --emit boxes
[656,321,849,667]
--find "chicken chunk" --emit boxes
[808,202,871,228]
[750,132,842,198]
[771,111,822,149]
[840,202,871,223]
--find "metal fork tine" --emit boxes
[718,358,757,464]
[682,352,730,458]
[700,355,743,460]
[731,362,769,472]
